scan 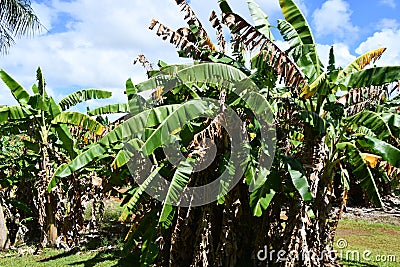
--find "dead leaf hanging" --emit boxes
[217,12,306,91]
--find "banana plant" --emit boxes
[269,1,400,264]
[0,67,111,246]
[50,0,400,266]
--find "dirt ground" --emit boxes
[342,194,400,225]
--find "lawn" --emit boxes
[334,219,400,267]
[0,218,398,266]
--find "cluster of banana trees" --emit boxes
[38,0,399,266]
[1,0,400,266]
[0,68,114,248]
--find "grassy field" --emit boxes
[334,219,400,267]
[0,217,398,266]
[0,248,120,267]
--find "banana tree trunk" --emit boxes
[46,193,57,245]
[282,125,340,267]
[0,202,9,250]
[39,135,58,246]
[164,184,256,267]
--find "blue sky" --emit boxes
[1,0,399,108]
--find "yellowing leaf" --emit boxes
[341,47,386,77]
[361,153,381,168]
[300,72,327,99]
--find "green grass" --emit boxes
[0,217,398,266]
[335,219,400,267]
[0,248,116,267]
[0,247,141,267]
[0,198,132,267]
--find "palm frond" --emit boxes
[0,0,43,53]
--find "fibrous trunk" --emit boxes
[0,202,9,250]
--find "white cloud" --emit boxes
[293,0,308,16]
[312,0,359,43]
[0,0,190,106]
[275,40,290,52]
[5,0,396,111]
[377,18,400,30]
[380,0,396,8]
[317,43,356,69]
[31,2,55,31]
[356,29,400,66]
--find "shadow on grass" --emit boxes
[38,248,80,263]
[36,247,139,267]
[67,249,139,267]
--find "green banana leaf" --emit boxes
[119,165,163,222]
[54,105,180,178]
[58,89,112,111]
[47,163,68,192]
[0,69,31,106]
[140,214,160,266]
[337,142,383,207]
[176,63,248,87]
[54,124,77,159]
[141,100,215,156]
[380,112,400,132]
[301,72,328,99]
[299,110,327,136]
[285,156,313,201]
[88,103,129,116]
[277,19,302,52]
[218,0,233,13]
[279,0,322,79]
[249,170,280,216]
[246,0,274,40]
[125,78,137,99]
[52,112,105,135]
[159,158,195,229]
[135,74,177,94]
[121,209,159,261]
[111,138,144,169]
[56,143,108,178]
[0,106,30,124]
[357,135,400,167]
[338,66,400,89]
[48,97,78,159]
[346,110,392,140]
